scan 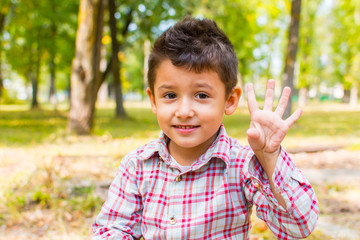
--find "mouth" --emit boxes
[173,125,200,129]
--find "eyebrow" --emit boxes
[157,82,214,91]
[157,84,173,90]
[195,82,214,90]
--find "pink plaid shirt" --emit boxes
[93,125,318,239]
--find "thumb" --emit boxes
[247,127,265,151]
[247,127,260,140]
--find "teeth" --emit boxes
[176,125,195,129]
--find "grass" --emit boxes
[1,101,360,239]
[1,101,360,146]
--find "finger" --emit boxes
[246,83,259,114]
[247,127,265,151]
[247,127,260,139]
[274,87,291,117]
[263,79,275,111]
[285,108,302,127]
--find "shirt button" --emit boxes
[169,217,176,225]
[254,182,260,190]
[175,175,182,182]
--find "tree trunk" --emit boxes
[0,12,5,99]
[349,85,358,106]
[298,87,307,107]
[0,43,3,100]
[67,0,105,135]
[30,71,39,108]
[342,89,350,103]
[282,0,302,118]
[109,0,126,117]
[31,32,42,109]
[49,60,57,108]
[48,7,57,110]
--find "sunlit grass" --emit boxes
[94,106,159,139]
[1,101,360,147]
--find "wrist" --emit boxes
[254,147,280,179]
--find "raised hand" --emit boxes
[246,79,302,174]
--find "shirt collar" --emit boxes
[137,124,232,168]
[193,124,231,169]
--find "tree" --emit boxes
[67,0,200,134]
[202,0,260,84]
[0,0,13,100]
[5,0,45,108]
[282,0,301,118]
[104,0,199,117]
[200,0,290,98]
[0,11,5,99]
[331,0,360,105]
[107,0,131,117]
[4,0,78,108]
[67,0,105,134]
[42,1,78,109]
[297,0,323,106]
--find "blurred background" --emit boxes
[0,0,359,239]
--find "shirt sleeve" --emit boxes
[242,147,319,239]
[92,154,143,240]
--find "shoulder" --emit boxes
[225,134,252,154]
[120,138,160,169]
[217,125,253,162]
[227,136,254,164]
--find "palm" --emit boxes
[246,80,302,155]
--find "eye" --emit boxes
[196,92,209,99]
[164,92,177,99]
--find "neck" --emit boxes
[168,132,218,166]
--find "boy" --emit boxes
[93,17,318,239]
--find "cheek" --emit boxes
[155,105,173,118]
[198,103,226,116]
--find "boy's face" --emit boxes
[147,60,241,159]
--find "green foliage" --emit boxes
[102,0,202,94]
[330,0,360,89]
[297,0,323,89]
[0,88,23,104]
[122,41,146,94]
[201,0,287,83]
[3,0,78,99]
[32,188,51,207]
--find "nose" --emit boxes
[175,97,194,118]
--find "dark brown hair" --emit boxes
[147,17,238,96]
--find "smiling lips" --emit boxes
[173,125,200,133]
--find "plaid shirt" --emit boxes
[93,125,318,240]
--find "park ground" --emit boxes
[0,101,360,239]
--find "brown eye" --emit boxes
[196,93,209,99]
[164,93,176,99]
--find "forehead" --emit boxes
[154,60,224,89]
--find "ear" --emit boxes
[146,87,157,114]
[224,86,242,115]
